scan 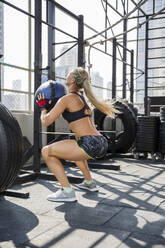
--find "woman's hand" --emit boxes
[36,93,48,111]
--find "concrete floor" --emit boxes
[0,157,165,248]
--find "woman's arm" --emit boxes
[40,96,67,127]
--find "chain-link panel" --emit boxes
[2,92,29,111]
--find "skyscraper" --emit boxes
[90,71,104,99]
[106,81,112,99]
[136,0,165,112]
[0,2,4,94]
[0,2,3,56]
[59,45,77,72]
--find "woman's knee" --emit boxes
[41,145,49,160]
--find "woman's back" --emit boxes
[63,92,100,138]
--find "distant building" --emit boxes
[59,45,77,72]
[0,2,3,56]
[0,2,4,91]
[90,71,104,99]
[106,81,112,99]
[55,65,68,85]
[136,0,165,111]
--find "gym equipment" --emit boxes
[0,103,24,194]
[34,80,66,111]
[159,107,165,155]
[159,123,165,155]
[93,100,137,153]
[160,106,165,122]
[135,116,160,153]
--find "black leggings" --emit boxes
[77,135,108,159]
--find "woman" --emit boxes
[36,67,119,202]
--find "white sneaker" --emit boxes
[47,188,77,202]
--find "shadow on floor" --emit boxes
[0,197,39,247]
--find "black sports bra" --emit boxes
[62,92,92,123]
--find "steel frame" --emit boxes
[33,0,42,172]
[0,0,165,175]
[1,0,164,111]
[32,0,85,172]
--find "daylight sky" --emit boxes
[3,0,138,97]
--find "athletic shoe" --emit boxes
[47,188,77,202]
[77,180,98,192]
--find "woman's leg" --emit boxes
[74,160,92,181]
[42,153,71,188]
[75,160,98,192]
[41,139,89,188]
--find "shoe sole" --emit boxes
[47,197,77,202]
[77,185,98,192]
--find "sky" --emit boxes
[2,0,138,98]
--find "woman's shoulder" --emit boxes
[58,92,77,103]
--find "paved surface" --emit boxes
[0,157,165,248]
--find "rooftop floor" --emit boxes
[0,157,165,248]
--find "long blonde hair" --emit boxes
[73,67,119,118]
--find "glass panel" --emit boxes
[155,0,165,12]
[148,78,165,86]
[2,92,28,111]
[136,89,144,103]
[148,58,165,67]
[148,88,165,96]
[41,70,48,84]
[42,0,47,22]
[149,30,165,39]
[149,16,165,28]
[148,48,165,57]
[140,0,154,15]
[42,23,48,69]
[7,0,28,12]
[88,46,113,100]
[0,3,4,56]
[148,79,154,87]
[4,4,28,68]
[137,18,146,39]
[149,38,165,48]
[127,19,138,40]
[31,18,34,70]
[56,8,78,38]
[31,94,34,111]
[136,74,145,90]
[56,45,78,73]
[148,67,165,77]
[3,66,29,91]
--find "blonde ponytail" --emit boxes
[73,67,120,119]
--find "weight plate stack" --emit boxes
[135,116,160,153]
[0,103,23,192]
[159,106,165,155]
[160,106,165,122]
